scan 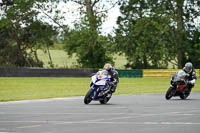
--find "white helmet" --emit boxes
[103,63,112,71]
[183,62,193,73]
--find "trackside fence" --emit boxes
[0,68,98,77]
[143,69,179,77]
[143,69,200,78]
[0,68,199,78]
[118,69,142,78]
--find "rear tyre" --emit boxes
[99,97,109,104]
[99,93,112,104]
[165,87,175,100]
[180,87,191,100]
[84,89,94,104]
[180,93,189,100]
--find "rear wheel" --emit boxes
[99,93,112,104]
[99,97,109,104]
[180,92,189,100]
[84,89,94,104]
[165,87,175,100]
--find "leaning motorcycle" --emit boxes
[165,70,191,100]
[84,70,112,104]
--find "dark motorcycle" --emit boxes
[165,70,191,100]
[84,70,112,104]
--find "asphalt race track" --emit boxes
[0,93,200,133]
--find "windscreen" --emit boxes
[96,70,109,79]
[175,70,187,81]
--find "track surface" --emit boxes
[0,93,200,133]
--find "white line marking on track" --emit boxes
[0,112,126,115]
[17,125,41,129]
[54,121,200,125]
[64,112,196,124]
[0,120,200,125]
[0,97,84,105]
[181,114,194,116]
[0,132,14,133]
[0,110,198,115]
[0,121,48,124]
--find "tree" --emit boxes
[176,0,200,68]
[0,25,17,67]
[186,29,200,68]
[63,0,117,68]
[115,0,176,68]
[171,0,200,68]
[115,0,200,69]
[0,0,59,67]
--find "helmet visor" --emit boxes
[185,66,192,73]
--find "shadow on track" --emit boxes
[169,98,200,101]
[84,103,119,106]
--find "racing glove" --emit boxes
[109,82,115,86]
[188,79,196,85]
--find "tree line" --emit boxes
[0,0,200,69]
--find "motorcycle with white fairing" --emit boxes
[84,70,112,104]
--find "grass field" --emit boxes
[37,49,128,69]
[38,43,128,69]
[0,77,199,102]
[37,50,79,68]
[37,43,178,69]
[37,49,178,69]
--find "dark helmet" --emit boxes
[183,62,193,73]
[103,63,112,72]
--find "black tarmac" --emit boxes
[0,93,200,133]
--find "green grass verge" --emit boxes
[0,77,199,102]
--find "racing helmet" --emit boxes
[183,62,193,73]
[103,63,112,72]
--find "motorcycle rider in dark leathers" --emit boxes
[183,62,198,94]
[103,63,119,93]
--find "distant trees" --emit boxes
[63,0,116,68]
[115,0,200,69]
[0,0,199,68]
[0,0,58,67]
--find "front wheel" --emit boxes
[165,87,175,100]
[84,89,94,104]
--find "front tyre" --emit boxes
[84,89,94,104]
[165,87,175,100]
